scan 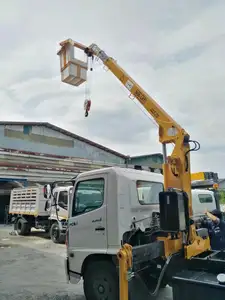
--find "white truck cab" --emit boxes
[192,189,216,216]
[65,167,217,300]
[46,185,73,243]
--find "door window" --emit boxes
[136,180,163,205]
[58,190,68,210]
[72,178,104,216]
[198,194,213,203]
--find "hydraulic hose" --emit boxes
[136,254,174,297]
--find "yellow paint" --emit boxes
[158,235,183,257]
[213,183,219,189]
[184,224,211,258]
[191,172,205,181]
[117,244,132,300]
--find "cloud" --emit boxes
[1,0,225,177]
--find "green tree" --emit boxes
[219,190,225,204]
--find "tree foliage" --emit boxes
[218,189,225,204]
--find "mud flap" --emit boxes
[64,257,69,284]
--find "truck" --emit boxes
[44,167,217,298]
[56,39,225,300]
[9,184,73,243]
[191,171,225,213]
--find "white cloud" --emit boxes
[1,0,225,177]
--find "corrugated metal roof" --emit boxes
[0,121,127,159]
[0,148,162,183]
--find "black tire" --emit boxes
[83,260,119,300]
[16,219,30,236]
[50,223,64,244]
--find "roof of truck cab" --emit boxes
[191,189,214,195]
[54,186,73,192]
[76,166,164,182]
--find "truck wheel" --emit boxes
[50,223,64,244]
[16,219,30,236]
[83,260,119,300]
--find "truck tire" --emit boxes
[83,260,119,300]
[50,223,64,244]
[16,219,30,236]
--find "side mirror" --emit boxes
[43,184,51,199]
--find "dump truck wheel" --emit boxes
[16,219,30,236]
[83,260,119,300]
[50,223,64,244]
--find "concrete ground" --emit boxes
[0,225,172,300]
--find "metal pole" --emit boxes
[162,144,167,163]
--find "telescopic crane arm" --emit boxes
[59,39,194,213]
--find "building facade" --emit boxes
[0,121,163,222]
[128,153,163,170]
[0,121,127,222]
[1,122,125,164]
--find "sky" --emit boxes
[1,0,225,176]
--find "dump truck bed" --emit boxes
[9,187,49,216]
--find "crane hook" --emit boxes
[84,99,91,117]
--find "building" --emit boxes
[0,121,163,222]
[127,154,163,173]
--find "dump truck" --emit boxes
[56,39,225,300]
[9,184,73,243]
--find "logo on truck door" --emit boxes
[92,217,102,223]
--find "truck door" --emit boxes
[68,175,107,273]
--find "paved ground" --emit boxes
[0,225,172,300]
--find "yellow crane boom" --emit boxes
[58,39,191,209]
